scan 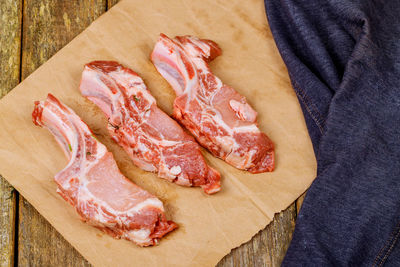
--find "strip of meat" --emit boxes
[151,34,275,173]
[79,61,221,194]
[32,94,177,246]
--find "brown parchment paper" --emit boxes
[0,0,317,266]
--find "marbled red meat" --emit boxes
[151,34,275,173]
[79,61,221,194]
[32,94,177,246]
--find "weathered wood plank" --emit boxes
[107,0,120,9]
[296,192,306,215]
[217,203,297,267]
[21,0,107,78]
[18,1,106,266]
[0,180,17,267]
[0,0,22,266]
[18,199,91,267]
[0,0,22,97]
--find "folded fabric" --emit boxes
[264,0,400,265]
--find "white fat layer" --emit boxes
[83,197,163,221]
[127,198,163,215]
[78,186,164,224]
[157,162,189,184]
[136,141,149,153]
[124,228,152,245]
[234,124,260,133]
[175,174,192,186]
[152,58,184,96]
[229,99,257,122]
[170,166,182,176]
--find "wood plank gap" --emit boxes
[14,1,24,266]
[13,192,19,267]
[18,0,24,83]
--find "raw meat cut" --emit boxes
[151,34,275,173]
[32,94,177,246]
[79,61,221,194]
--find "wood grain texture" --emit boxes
[0,179,17,267]
[0,0,22,97]
[18,199,91,267]
[296,192,306,215]
[107,0,120,9]
[217,203,297,267]
[21,0,107,78]
[0,0,22,266]
[18,0,106,266]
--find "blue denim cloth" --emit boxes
[264,0,400,266]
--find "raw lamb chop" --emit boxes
[151,34,275,173]
[79,61,221,194]
[32,94,177,246]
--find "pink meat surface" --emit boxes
[79,61,221,194]
[151,34,275,173]
[32,94,177,246]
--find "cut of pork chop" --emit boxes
[32,94,177,246]
[151,34,275,173]
[79,61,221,194]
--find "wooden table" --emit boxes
[0,1,305,266]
